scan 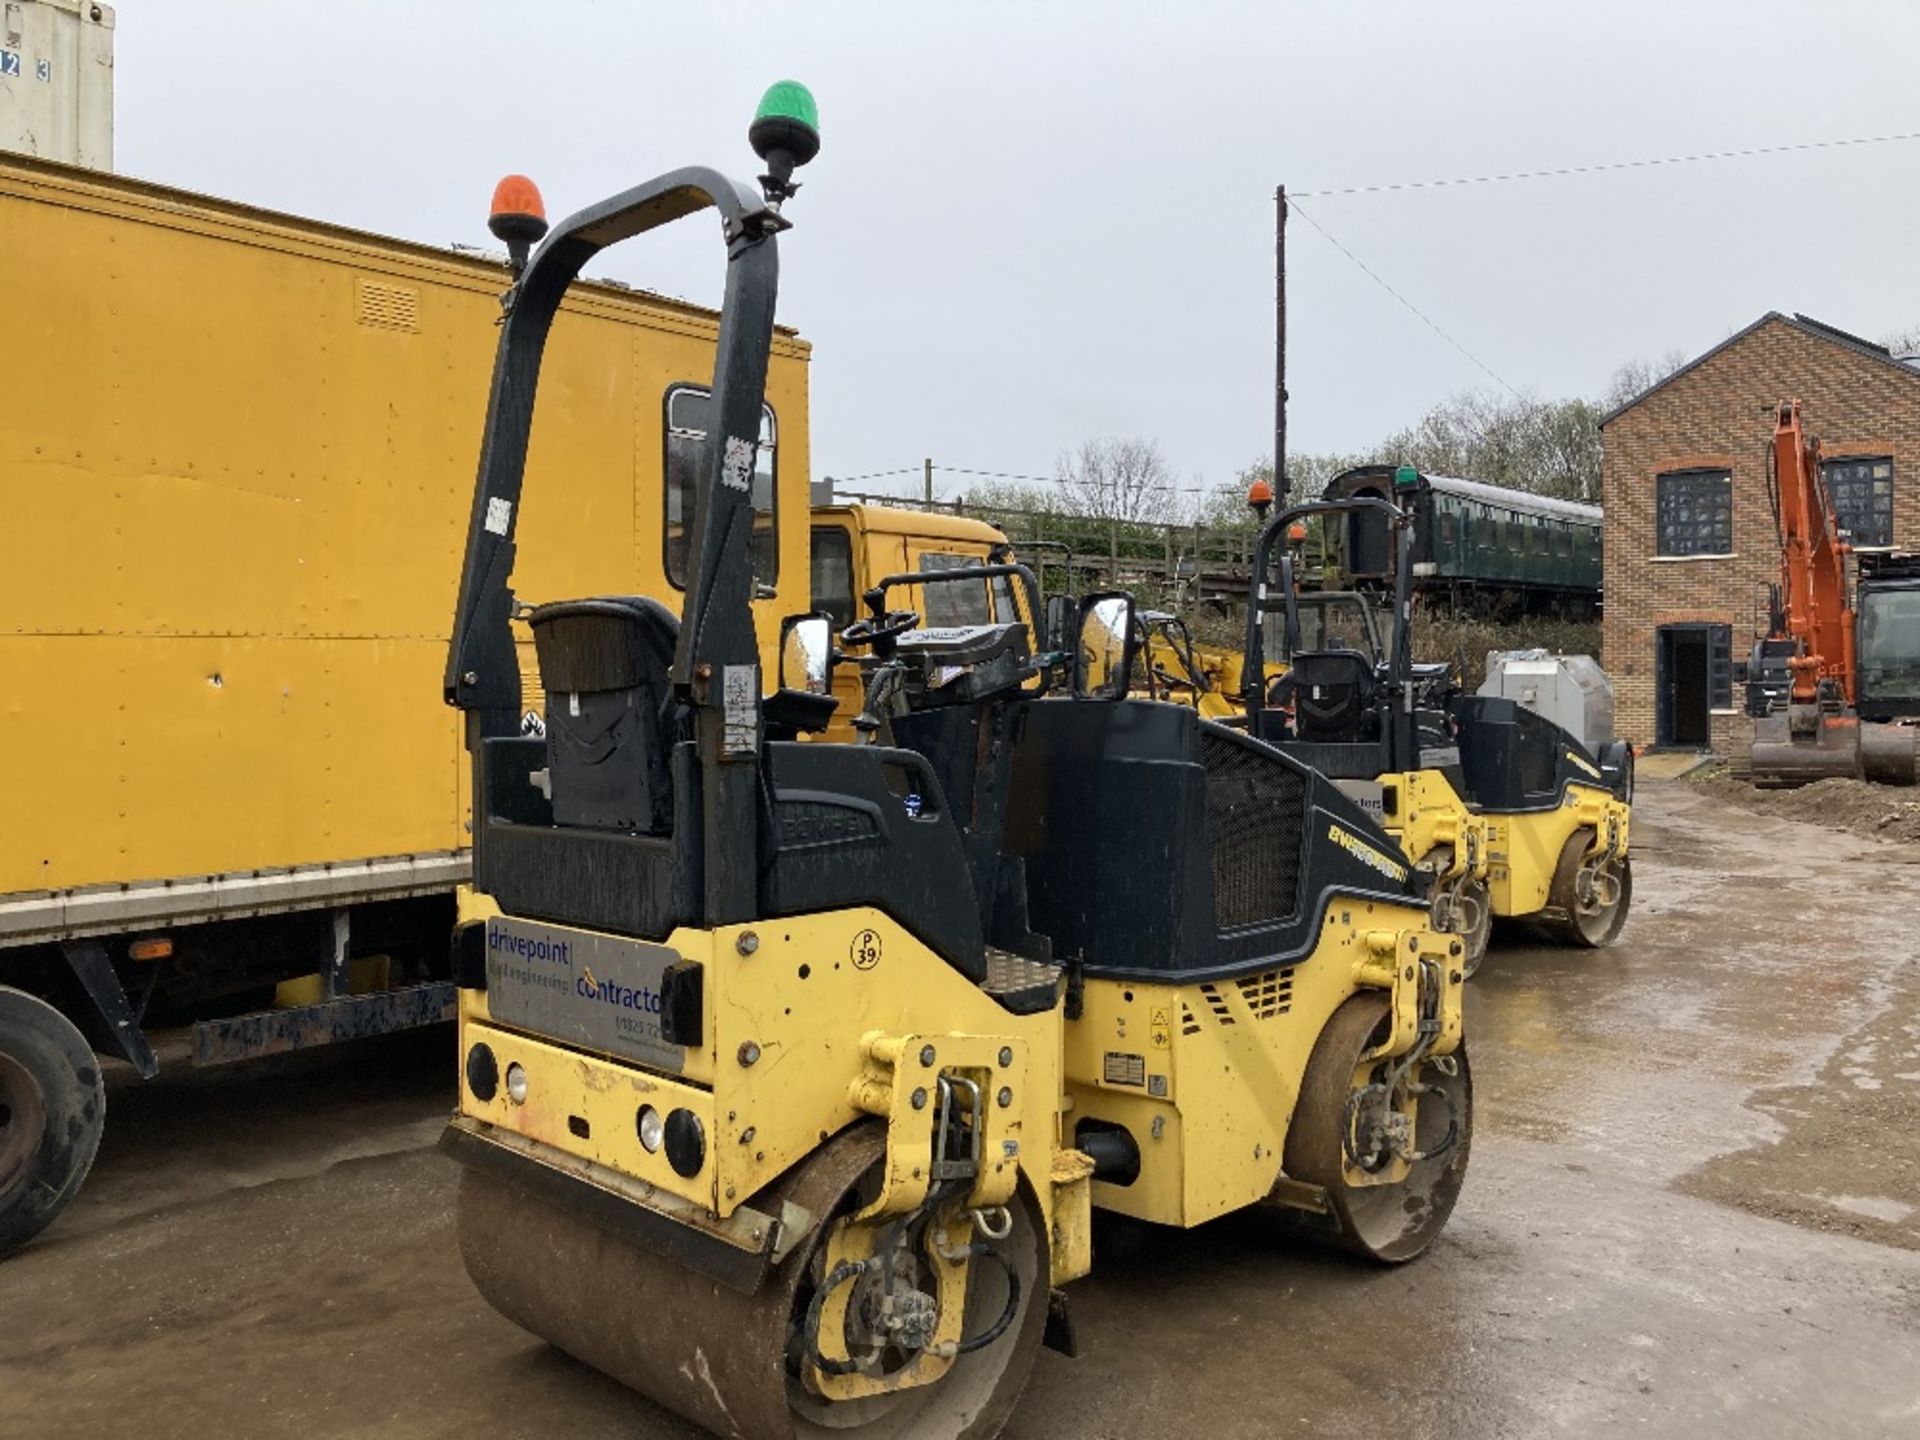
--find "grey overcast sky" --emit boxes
[114,1,1920,505]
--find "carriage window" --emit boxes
[1656,468,1732,557]
[664,385,778,589]
[1439,510,1457,544]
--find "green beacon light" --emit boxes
[1393,464,1420,491]
[749,80,820,206]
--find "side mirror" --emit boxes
[1043,593,1075,653]
[779,612,833,694]
[1075,591,1138,700]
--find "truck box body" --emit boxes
[0,153,812,943]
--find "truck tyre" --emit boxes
[0,986,106,1258]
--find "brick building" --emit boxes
[1599,313,1920,750]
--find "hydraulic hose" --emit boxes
[954,1243,1021,1355]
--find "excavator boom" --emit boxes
[1770,400,1855,706]
[1746,400,1915,787]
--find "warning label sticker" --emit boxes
[722,664,759,754]
[1149,1007,1172,1050]
[1102,1052,1146,1088]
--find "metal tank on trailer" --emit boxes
[1479,649,1616,754]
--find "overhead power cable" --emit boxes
[1286,196,1521,398]
[1291,127,1920,199]
[827,465,922,484]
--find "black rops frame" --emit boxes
[863,563,1045,630]
[443,166,787,924]
[1242,497,1417,762]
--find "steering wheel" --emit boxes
[840,609,921,649]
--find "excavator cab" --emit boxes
[1855,553,1920,723]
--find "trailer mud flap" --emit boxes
[192,980,456,1066]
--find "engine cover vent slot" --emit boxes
[1235,968,1294,1020]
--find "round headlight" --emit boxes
[637,1104,664,1153]
[505,1062,529,1105]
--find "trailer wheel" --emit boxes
[0,987,106,1258]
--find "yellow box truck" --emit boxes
[0,152,812,1253]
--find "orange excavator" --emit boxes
[1745,399,1920,787]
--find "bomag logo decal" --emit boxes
[1566,751,1603,780]
[1327,822,1409,884]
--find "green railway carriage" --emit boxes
[1323,465,1603,616]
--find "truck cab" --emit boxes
[809,504,1033,740]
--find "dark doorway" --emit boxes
[1656,624,1729,748]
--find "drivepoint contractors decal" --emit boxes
[484,917,686,1072]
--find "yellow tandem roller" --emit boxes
[436,85,1470,1437]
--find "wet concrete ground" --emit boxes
[5,779,1919,1439]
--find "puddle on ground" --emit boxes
[1678,957,1920,1251]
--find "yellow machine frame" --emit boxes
[453,894,1463,1309]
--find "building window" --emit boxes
[1655,469,1733,556]
[664,385,778,590]
[1822,456,1894,549]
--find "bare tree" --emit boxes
[1880,324,1920,358]
[1200,451,1367,529]
[1376,389,1608,503]
[1602,349,1689,411]
[1055,437,1180,524]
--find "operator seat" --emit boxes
[526,596,682,835]
[1272,649,1378,743]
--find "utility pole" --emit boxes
[924,457,934,505]
[1275,185,1289,507]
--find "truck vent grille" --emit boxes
[357,280,420,332]
[1235,968,1294,1020]
[1180,1003,1202,1036]
[1200,730,1305,929]
[1197,982,1234,1025]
